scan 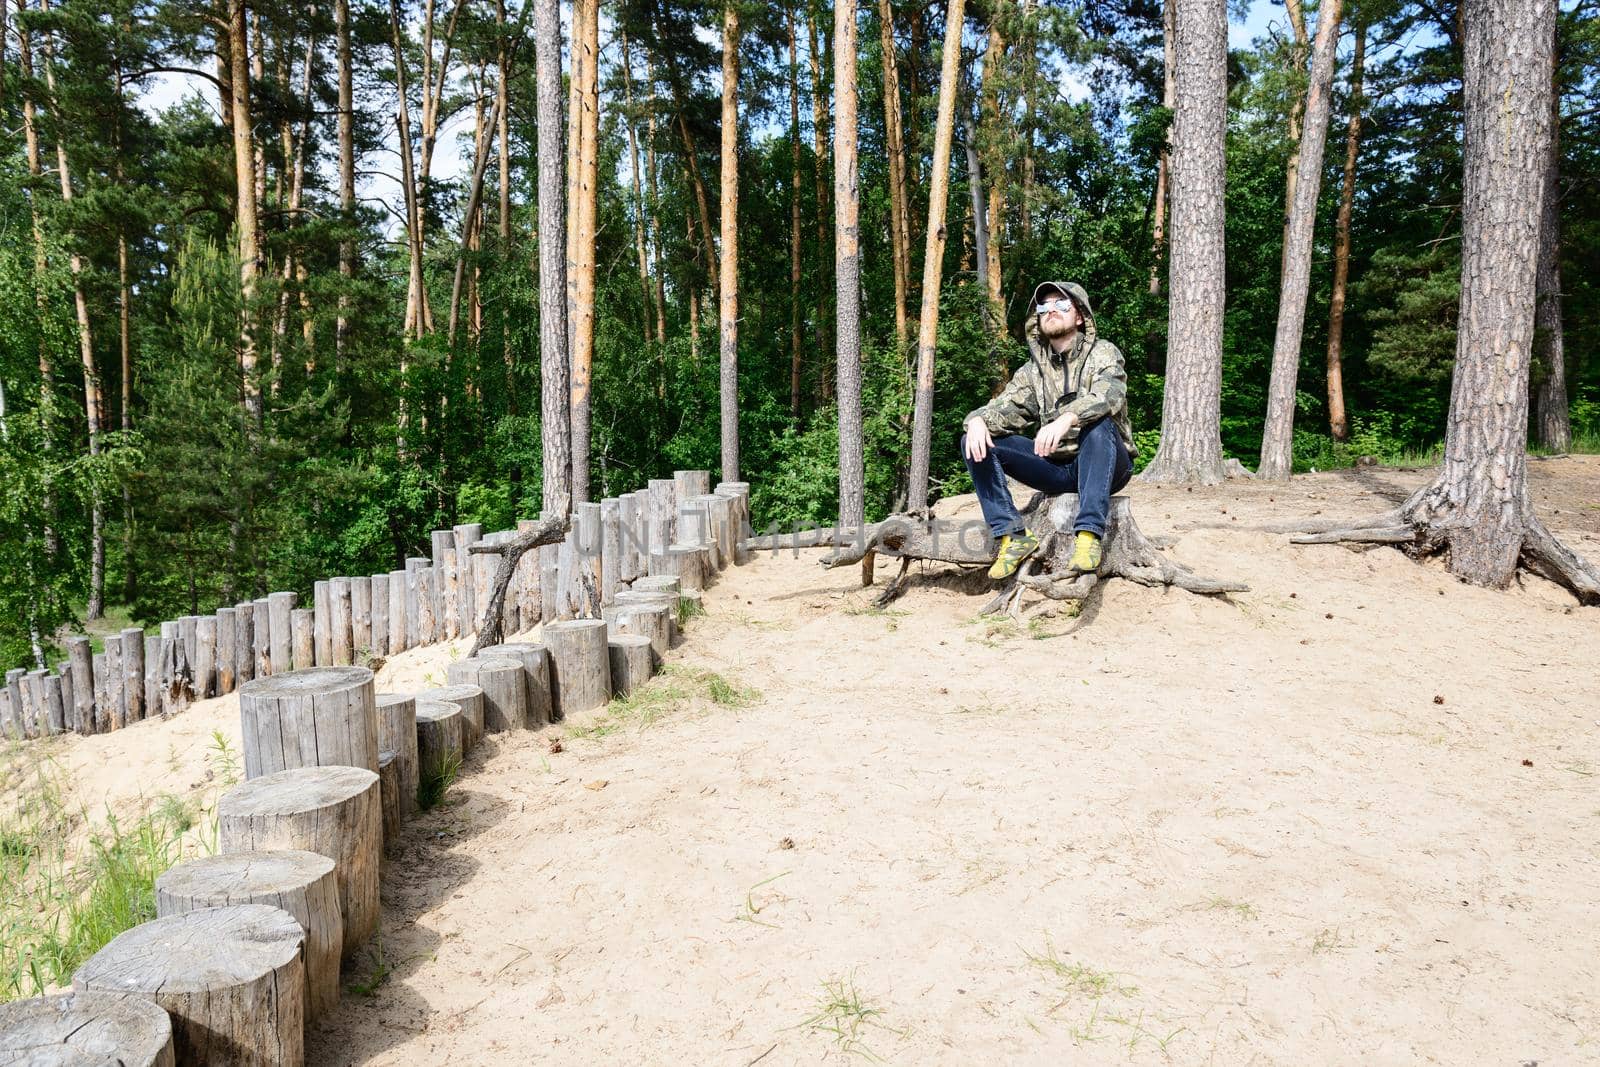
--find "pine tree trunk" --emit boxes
[534,0,572,518]
[979,19,1006,336]
[39,0,105,616]
[905,0,968,513]
[807,12,833,401]
[1149,0,1174,297]
[1279,0,1309,275]
[1533,59,1570,452]
[1258,0,1343,480]
[789,5,805,415]
[1139,0,1228,485]
[836,0,864,530]
[336,0,354,367]
[1019,0,1037,240]
[645,63,667,347]
[496,0,512,386]
[448,95,499,346]
[622,34,653,345]
[571,0,599,504]
[1325,20,1363,444]
[1400,0,1570,587]
[388,0,425,343]
[719,2,741,484]
[964,110,988,296]
[879,0,911,352]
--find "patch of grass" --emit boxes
[564,666,759,742]
[1203,896,1259,920]
[346,936,392,996]
[417,750,463,811]
[798,975,897,1060]
[678,595,705,622]
[1026,942,1138,1000]
[731,871,790,929]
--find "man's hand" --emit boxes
[963,417,994,462]
[1033,413,1077,457]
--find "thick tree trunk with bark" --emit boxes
[905,0,967,514]
[720,2,741,483]
[1150,0,1175,297]
[1279,0,1309,273]
[1533,62,1569,452]
[1258,0,1344,480]
[336,0,354,366]
[1286,0,1598,604]
[807,11,832,398]
[1139,0,1228,484]
[836,0,864,530]
[535,0,571,517]
[979,18,1006,341]
[1325,21,1364,443]
[622,34,653,344]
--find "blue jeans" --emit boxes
[960,418,1133,538]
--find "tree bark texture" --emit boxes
[534,0,571,518]
[835,0,864,531]
[1258,0,1344,480]
[789,6,805,414]
[880,0,911,351]
[1325,20,1363,443]
[905,0,969,514]
[720,1,742,483]
[570,0,599,504]
[1533,56,1569,452]
[1140,0,1228,484]
[0,991,174,1067]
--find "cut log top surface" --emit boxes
[375,692,415,711]
[155,849,336,902]
[0,990,173,1065]
[545,619,608,635]
[239,666,372,698]
[419,684,481,704]
[72,904,304,994]
[218,766,379,816]
[415,700,462,723]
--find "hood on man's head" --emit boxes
[1029,281,1096,325]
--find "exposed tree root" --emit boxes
[810,495,1247,614]
[1281,492,1600,606]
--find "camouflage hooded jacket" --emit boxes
[964,281,1137,460]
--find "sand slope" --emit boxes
[10,458,1600,1064]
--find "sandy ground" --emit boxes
[7,457,1600,1064]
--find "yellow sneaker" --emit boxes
[1070,531,1102,573]
[988,530,1040,580]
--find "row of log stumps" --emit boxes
[1,472,752,1065]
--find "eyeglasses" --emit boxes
[1035,298,1075,315]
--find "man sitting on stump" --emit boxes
[961,281,1137,580]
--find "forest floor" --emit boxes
[6,456,1600,1064]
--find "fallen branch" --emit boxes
[466,513,570,653]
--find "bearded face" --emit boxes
[1038,297,1081,341]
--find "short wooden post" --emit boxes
[648,478,676,556]
[576,502,603,610]
[67,637,95,734]
[374,693,419,816]
[121,626,147,720]
[213,610,235,695]
[453,522,484,633]
[159,620,192,717]
[716,481,753,564]
[539,540,562,625]
[369,574,390,660]
[233,603,255,687]
[0,689,18,740]
[377,752,403,853]
[100,634,124,728]
[313,580,333,666]
[404,557,428,648]
[0,990,174,1066]
[192,620,217,703]
[607,634,654,696]
[603,603,671,661]
[57,663,76,733]
[179,616,199,676]
[674,468,711,501]
[632,575,681,595]
[443,658,514,738]
[616,589,680,639]
[5,669,27,738]
[268,592,296,678]
[600,498,622,606]
[432,530,457,640]
[156,850,342,1022]
[417,684,483,741]
[415,568,438,645]
[291,609,316,671]
[42,674,66,735]
[705,493,736,570]
[350,576,373,662]
[73,904,305,1066]
[650,544,705,592]
[542,619,611,719]
[415,700,464,784]
[676,495,712,552]
[239,666,379,779]
[143,635,162,725]
[617,492,641,582]
[475,643,551,726]
[330,577,353,666]
[252,597,271,678]
[217,767,381,958]
[470,542,496,634]
[387,570,407,654]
